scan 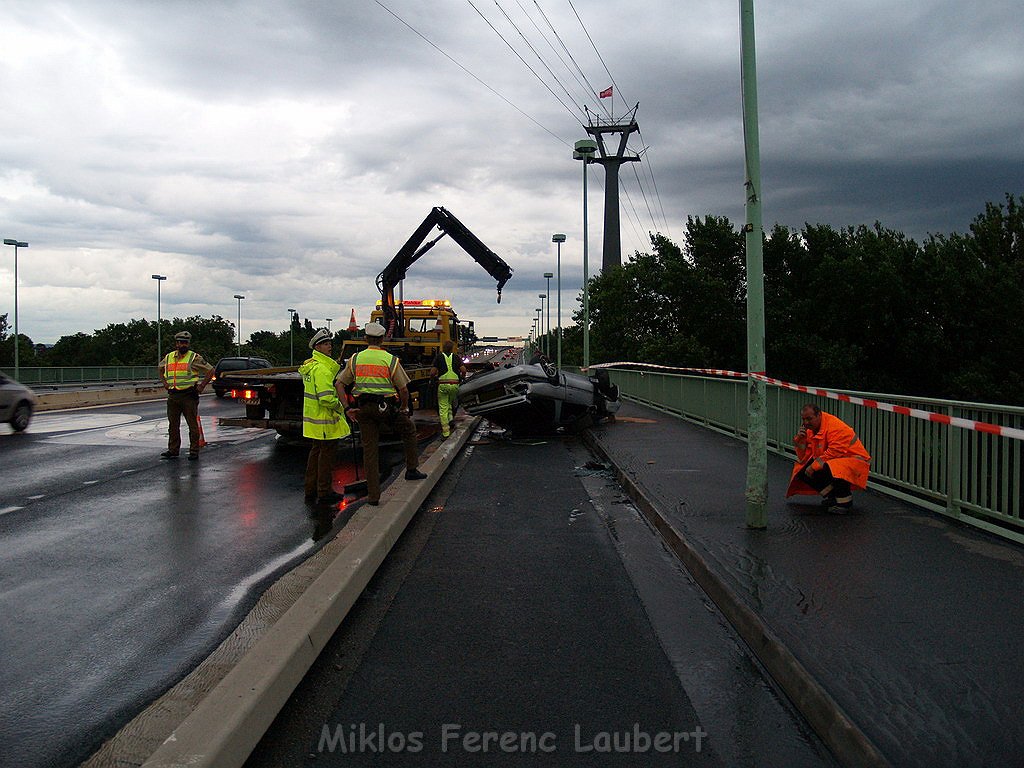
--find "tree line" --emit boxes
[0,313,351,370]
[548,193,1022,406]
[4,194,1021,404]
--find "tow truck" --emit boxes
[219,206,513,436]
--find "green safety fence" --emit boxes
[1,366,158,385]
[601,367,1024,544]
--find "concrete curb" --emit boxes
[35,385,165,411]
[581,428,891,768]
[141,417,481,768]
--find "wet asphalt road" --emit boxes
[0,396,358,768]
[247,431,835,768]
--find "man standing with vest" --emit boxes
[158,330,214,460]
[338,322,427,506]
[429,339,467,438]
[299,328,350,505]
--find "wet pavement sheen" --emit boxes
[588,400,1024,768]
[0,398,354,768]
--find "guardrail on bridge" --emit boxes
[601,366,1024,545]
[1,366,158,385]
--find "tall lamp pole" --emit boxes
[538,294,547,356]
[574,139,598,369]
[287,308,297,365]
[3,239,28,380]
[740,0,768,529]
[535,308,542,355]
[233,294,245,356]
[551,235,565,369]
[543,273,553,360]
[152,274,167,367]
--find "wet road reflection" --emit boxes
[0,396,394,768]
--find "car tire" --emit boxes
[245,404,265,420]
[215,388,226,399]
[10,401,32,432]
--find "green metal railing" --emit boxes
[1,366,158,385]
[606,368,1024,544]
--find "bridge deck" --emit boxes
[585,401,1024,768]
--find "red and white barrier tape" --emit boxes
[588,362,1024,441]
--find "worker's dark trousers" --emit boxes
[356,402,419,503]
[166,386,200,454]
[304,439,338,497]
[799,459,851,498]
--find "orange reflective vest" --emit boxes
[786,411,872,496]
[352,347,398,396]
[163,351,199,389]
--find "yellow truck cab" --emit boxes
[340,299,475,408]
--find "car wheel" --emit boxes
[215,388,226,399]
[10,401,32,432]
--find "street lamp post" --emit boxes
[551,235,565,369]
[538,294,547,356]
[233,294,245,356]
[287,308,297,365]
[152,275,167,366]
[543,273,553,361]
[574,139,598,369]
[535,308,542,356]
[3,239,28,380]
[326,317,333,332]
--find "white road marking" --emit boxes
[83,480,99,485]
[0,506,24,516]
[27,495,46,500]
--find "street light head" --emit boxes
[544,272,553,278]
[287,307,296,313]
[152,274,166,280]
[4,239,28,247]
[573,138,598,154]
[539,294,546,299]
[552,234,566,243]
[234,294,245,300]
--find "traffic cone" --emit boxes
[197,410,207,447]
[347,308,358,333]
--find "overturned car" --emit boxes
[458,362,620,435]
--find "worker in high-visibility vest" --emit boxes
[337,322,427,506]
[299,328,351,505]
[786,403,872,514]
[157,330,214,460]
[429,339,467,438]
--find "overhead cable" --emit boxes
[374,0,569,146]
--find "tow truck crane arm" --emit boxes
[375,206,514,338]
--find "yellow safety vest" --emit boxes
[299,350,350,441]
[164,351,199,389]
[439,352,460,382]
[352,348,398,396]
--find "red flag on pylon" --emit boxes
[599,86,613,98]
[347,308,358,332]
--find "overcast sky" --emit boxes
[1,0,1021,346]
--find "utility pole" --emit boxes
[741,0,768,529]
[585,104,641,272]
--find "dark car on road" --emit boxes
[0,372,38,431]
[211,356,273,398]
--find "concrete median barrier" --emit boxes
[34,384,166,411]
